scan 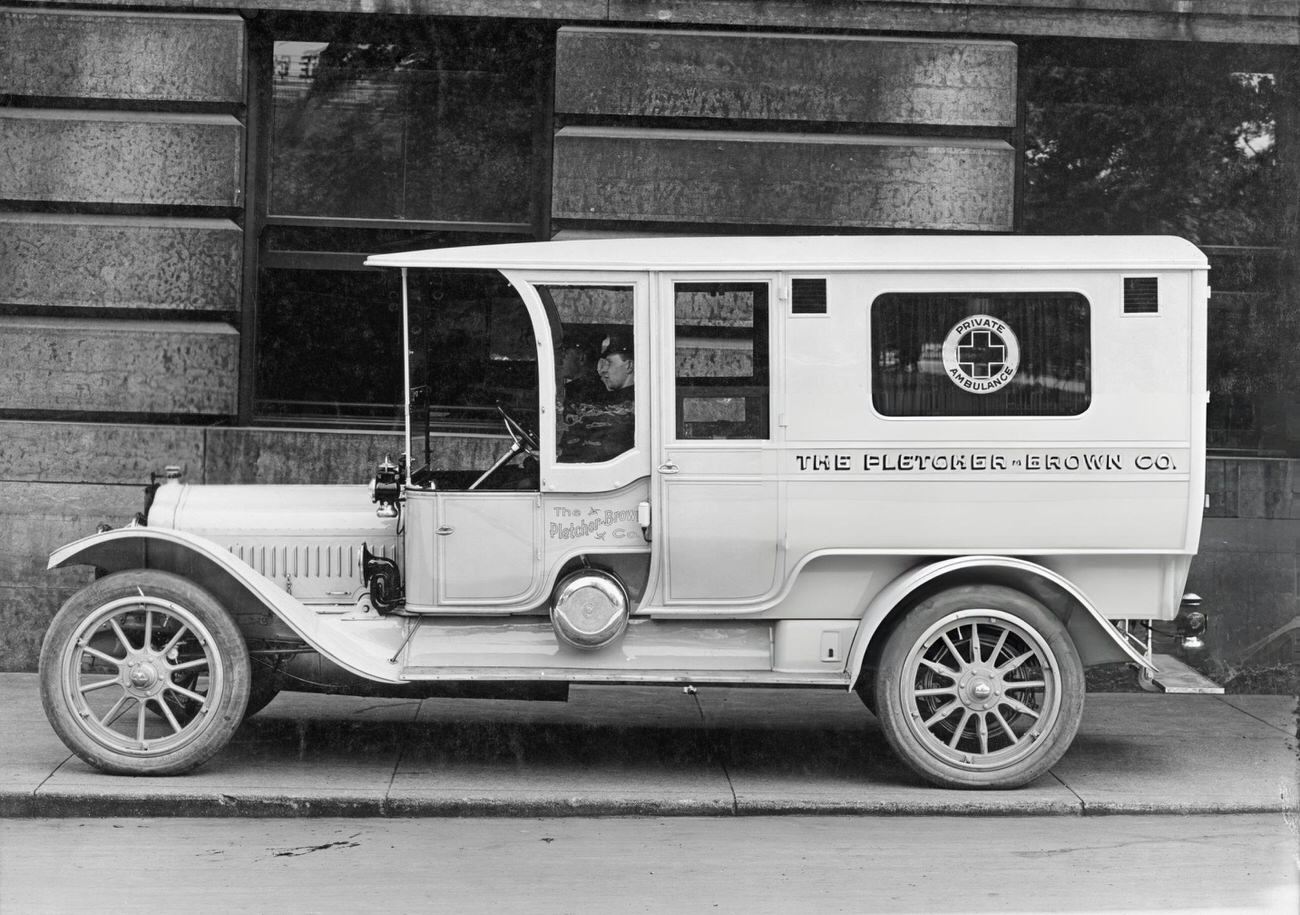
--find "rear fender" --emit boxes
[49,528,407,684]
[845,555,1153,691]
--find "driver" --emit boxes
[557,333,605,434]
[557,331,635,463]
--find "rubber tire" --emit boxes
[873,585,1085,790]
[39,569,251,776]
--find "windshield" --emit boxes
[405,268,538,484]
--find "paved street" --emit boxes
[2,814,1296,913]
[3,672,1297,912]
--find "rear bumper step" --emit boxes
[1148,653,1225,694]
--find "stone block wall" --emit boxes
[0,7,246,421]
[0,7,254,668]
[0,215,243,311]
[551,28,1018,233]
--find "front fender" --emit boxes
[50,528,408,684]
[845,555,1154,690]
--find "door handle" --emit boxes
[657,461,680,475]
[436,525,455,535]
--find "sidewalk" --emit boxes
[1,673,1294,818]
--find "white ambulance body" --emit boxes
[42,235,1212,788]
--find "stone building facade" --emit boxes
[1,0,1296,673]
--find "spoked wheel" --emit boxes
[873,585,1084,789]
[39,570,251,775]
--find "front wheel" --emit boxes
[39,570,251,776]
[873,585,1084,789]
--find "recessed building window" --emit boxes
[269,18,545,224]
[252,15,550,428]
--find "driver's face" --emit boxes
[598,353,634,390]
[560,349,584,380]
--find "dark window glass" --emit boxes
[253,230,525,428]
[674,283,770,440]
[255,267,403,425]
[270,21,544,224]
[1023,42,1279,245]
[1203,246,1291,454]
[871,293,1091,417]
[1023,39,1295,455]
[253,16,549,428]
[406,269,539,462]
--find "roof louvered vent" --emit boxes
[791,278,828,315]
[1123,276,1159,314]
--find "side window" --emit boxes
[538,285,636,464]
[871,292,1091,417]
[674,282,770,440]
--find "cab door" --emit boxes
[433,492,541,604]
[431,273,651,608]
[653,277,783,605]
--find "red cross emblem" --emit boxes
[956,330,1007,379]
[940,315,1020,394]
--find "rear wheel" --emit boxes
[39,570,251,776]
[873,585,1084,789]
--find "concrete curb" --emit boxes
[4,793,1295,820]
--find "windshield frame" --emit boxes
[395,263,652,492]
[400,266,554,488]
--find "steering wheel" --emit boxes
[468,404,539,491]
[497,403,539,454]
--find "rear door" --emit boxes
[653,276,783,606]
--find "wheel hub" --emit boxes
[958,668,1001,711]
[128,661,160,691]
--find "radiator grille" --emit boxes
[227,542,396,582]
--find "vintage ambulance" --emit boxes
[40,235,1214,788]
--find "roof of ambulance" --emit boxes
[365,235,1207,272]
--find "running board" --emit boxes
[1148,653,1224,694]
[399,667,849,687]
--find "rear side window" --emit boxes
[674,282,770,440]
[871,292,1091,417]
